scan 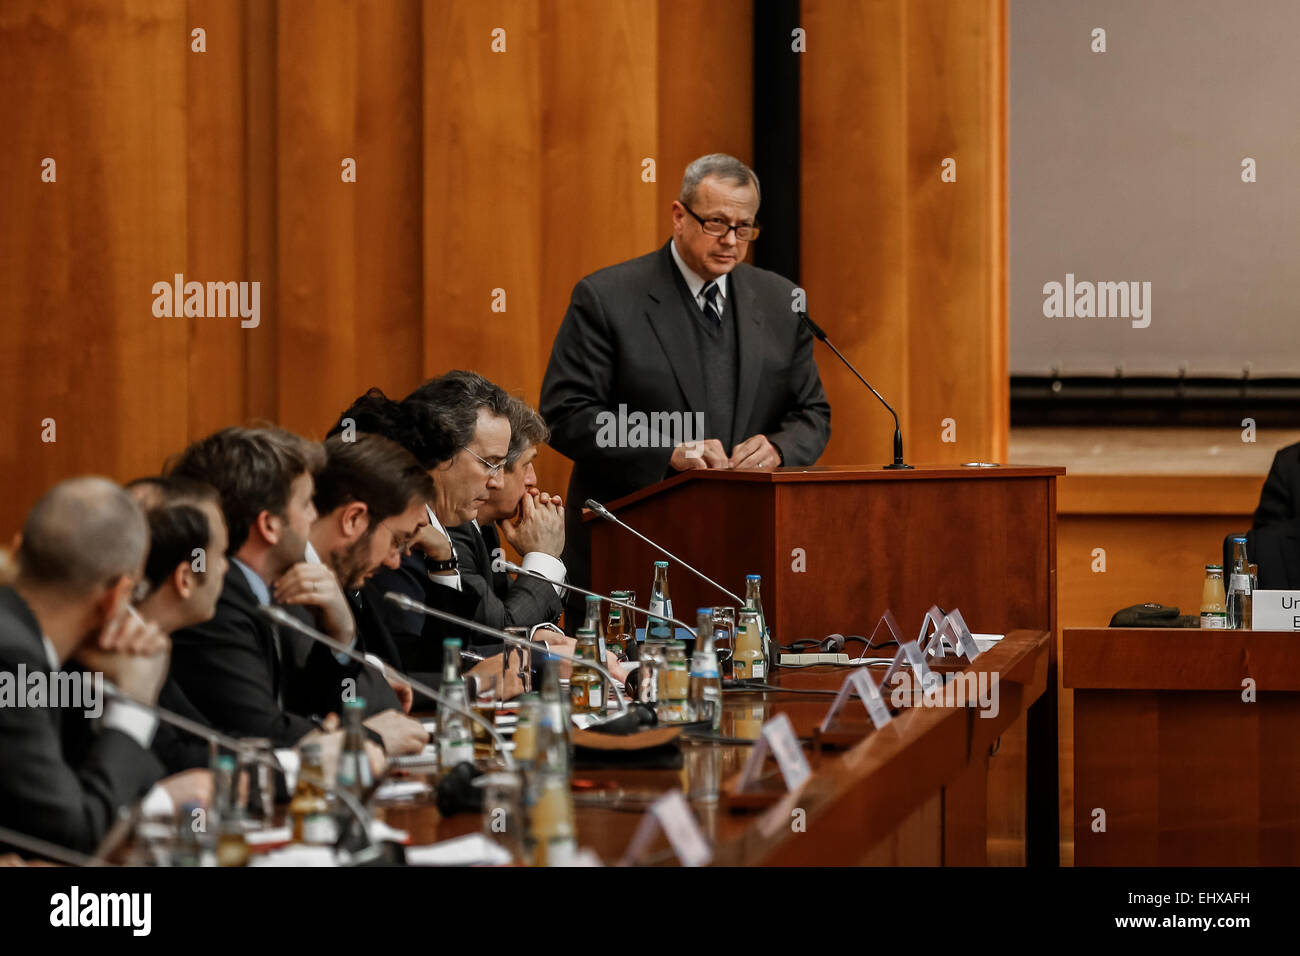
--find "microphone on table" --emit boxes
[798,310,912,470]
[101,681,285,775]
[382,591,631,721]
[100,681,393,862]
[258,605,513,770]
[583,498,746,606]
[499,560,699,638]
[0,825,105,867]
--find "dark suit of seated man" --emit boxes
[1254,441,1300,529]
[0,478,205,855]
[448,395,565,630]
[125,476,236,773]
[166,427,427,756]
[1246,519,1300,590]
[352,374,539,704]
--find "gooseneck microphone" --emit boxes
[499,560,698,636]
[100,680,389,862]
[258,605,514,769]
[0,825,104,867]
[583,499,746,605]
[101,682,284,775]
[382,591,629,717]
[798,311,912,469]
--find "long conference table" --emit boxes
[368,628,1049,866]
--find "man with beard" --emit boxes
[287,433,433,719]
[166,427,425,755]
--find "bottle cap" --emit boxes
[586,594,601,603]
[746,574,761,581]
[443,637,463,649]
[1205,564,1223,571]
[343,697,367,711]
[654,560,669,568]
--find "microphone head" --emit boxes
[258,604,295,626]
[798,311,829,342]
[383,590,417,611]
[585,498,613,520]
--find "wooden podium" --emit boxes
[1066,626,1300,865]
[586,464,1064,863]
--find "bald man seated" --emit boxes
[0,478,208,856]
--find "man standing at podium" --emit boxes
[541,153,831,596]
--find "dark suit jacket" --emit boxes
[1254,441,1300,529]
[0,587,164,855]
[540,240,831,591]
[1246,520,1300,590]
[368,551,487,692]
[448,521,563,629]
[169,565,372,749]
[153,579,398,773]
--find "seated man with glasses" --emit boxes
[367,372,532,701]
[541,152,832,607]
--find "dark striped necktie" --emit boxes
[701,281,722,327]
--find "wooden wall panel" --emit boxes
[801,0,909,470]
[187,0,250,442]
[802,0,1007,469]
[277,0,423,439]
[422,0,544,414]
[655,0,754,218]
[0,0,189,535]
[905,0,1007,465]
[243,0,279,423]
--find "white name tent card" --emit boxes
[918,605,950,655]
[902,640,939,689]
[944,609,982,661]
[820,668,893,732]
[869,608,906,647]
[736,712,812,793]
[620,790,712,867]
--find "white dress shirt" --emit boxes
[426,504,463,591]
[670,236,728,314]
[474,518,566,597]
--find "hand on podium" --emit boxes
[671,439,729,471]
[729,434,780,471]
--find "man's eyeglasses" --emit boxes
[377,520,418,556]
[463,447,507,477]
[681,202,761,241]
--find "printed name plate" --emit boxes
[1251,591,1300,631]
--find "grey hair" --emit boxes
[504,398,550,468]
[679,153,761,208]
[18,476,148,594]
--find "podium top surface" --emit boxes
[588,463,1065,518]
